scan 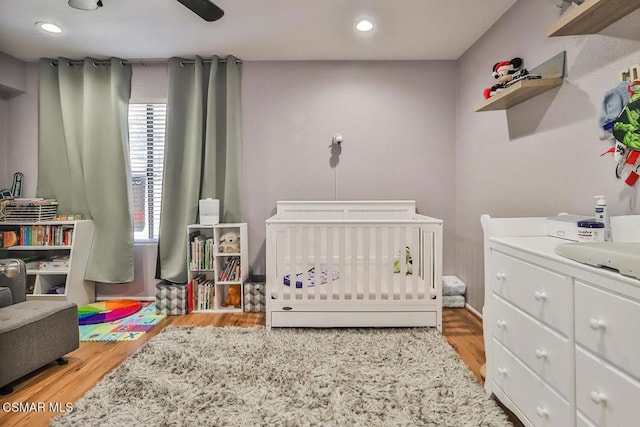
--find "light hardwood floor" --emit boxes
[0,308,489,427]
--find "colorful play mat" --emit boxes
[78,299,143,325]
[79,301,165,342]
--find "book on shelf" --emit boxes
[18,255,44,270]
[189,231,215,271]
[218,256,241,282]
[190,274,215,311]
[1,230,19,248]
[39,255,70,270]
[14,224,74,246]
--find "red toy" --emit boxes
[483,57,538,99]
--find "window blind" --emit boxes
[128,103,166,241]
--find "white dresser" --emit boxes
[481,215,640,427]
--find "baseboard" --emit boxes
[96,297,155,302]
[465,303,482,320]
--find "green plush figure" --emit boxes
[393,246,413,275]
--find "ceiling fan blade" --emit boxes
[176,0,224,22]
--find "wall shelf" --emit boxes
[474,78,564,112]
[548,0,640,37]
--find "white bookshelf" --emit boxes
[187,223,248,313]
[0,220,95,306]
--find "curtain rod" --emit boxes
[49,58,243,66]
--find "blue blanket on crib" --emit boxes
[283,265,340,288]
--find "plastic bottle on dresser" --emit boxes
[594,195,612,241]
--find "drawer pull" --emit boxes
[590,391,607,405]
[496,320,507,329]
[536,406,549,418]
[496,272,506,280]
[534,291,547,301]
[589,318,606,331]
[535,349,548,359]
[497,367,507,376]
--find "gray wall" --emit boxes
[0,53,36,194]
[455,0,640,311]
[242,61,458,277]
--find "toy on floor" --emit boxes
[483,57,541,99]
[218,231,240,253]
[222,284,242,308]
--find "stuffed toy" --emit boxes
[483,57,540,99]
[557,0,584,15]
[222,284,242,308]
[218,231,240,253]
[393,246,413,275]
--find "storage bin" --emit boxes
[243,282,265,312]
[155,281,192,315]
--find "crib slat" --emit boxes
[375,226,382,301]
[400,226,407,301]
[339,226,346,300]
[326,226,333,301]
[301,226,309,300]
[314,226,321,301]
[363,226,369,301]
[287,226,297,300]
[388,226,396,301]
[411,228,418,301]
[350,227,358,301]
[424,230,434,299]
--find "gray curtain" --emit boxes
[37,58,134,283]
[158,56,243,283]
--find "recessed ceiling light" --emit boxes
[36,21,63,34]
[355,19,374,32]
[68,0,103,11]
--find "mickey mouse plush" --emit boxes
[483,57,525,99]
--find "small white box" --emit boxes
[199,198,220,225]
[546,215,592,241]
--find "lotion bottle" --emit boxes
[594,195,612,241]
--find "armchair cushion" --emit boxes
[0,259,26,306]
[0,287,11,308]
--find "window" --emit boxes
[128,103,166,241]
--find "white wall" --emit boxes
[455,0,640,311]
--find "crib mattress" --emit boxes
[270,274,437,301]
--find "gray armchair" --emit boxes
[0,259,26,308]
[0,258,79,394]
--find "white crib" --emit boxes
[265,201,443,330]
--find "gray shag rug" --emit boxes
[51,327,511,426]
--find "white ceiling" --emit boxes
[0,0,517,62]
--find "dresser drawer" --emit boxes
[492,295,572,398]
[492,340,571,427]
[490,249,572,336]
[576,347,640,427]
[575,281,640,380]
